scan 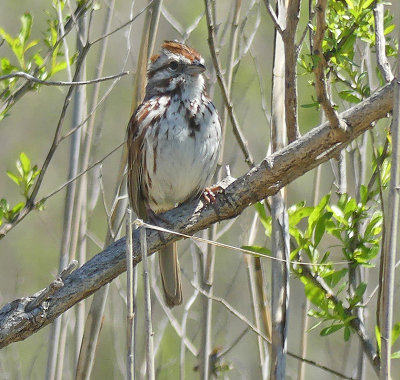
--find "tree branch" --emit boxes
[312,0,345,131]
[283,0,301,143]
[373,3,394,82]
[0,71,129,86]
[0,81,395,349]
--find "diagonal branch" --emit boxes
[0,81,395,350]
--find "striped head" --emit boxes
[145,41,206,99]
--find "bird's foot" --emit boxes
[202,185,224,204]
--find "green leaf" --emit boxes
[324,268,348,288]
[320,324,344,336]
[19,13,33,45]
[254,202,271,236]
[1,57,18,74]
[364,212,383,238]
[344,326,351,341]
[0,27,15,48]
[6,170,20,185]
[384,24,395,35]
[392,351,400,359]
[24,39,39,53]
[359,184,368,205]
[350,282,367,306]
[12,202,24,214]
[308,194,331,236]
[289,204,314,226]
[35,199,45,211]
[343,197,357,217]
[338,90,361,103]
[302,276,329,312]
[301,101,320,109]
[241,245,271,258]
[360,0,375,10]
[0,198,9,211]
[19,152,31,173]
[314,212,333,247]
[51,60,68,75]
[375,326,381,353]
[392,322,400,346]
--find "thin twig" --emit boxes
[192,281,271,344]
[137,220,351,266]
[89,1,154,45]
[204,0,254,168]
[287,352,356,380]
[263,0,283,35]
[0,71,128,86]
[151,278,198,356]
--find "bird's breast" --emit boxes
[143,96,221,213]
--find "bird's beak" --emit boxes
[186,60,206,76]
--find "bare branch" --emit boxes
[89,1,154,45]
[25,261,78,313]
[0,81,395,350]
[287,352,356,380]
[263,0,284,35]
[283,0,301,143]
[312,0,346,131]
[0,71,129,86]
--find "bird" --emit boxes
[127,40,221,307]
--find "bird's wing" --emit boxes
[127,101,152,220]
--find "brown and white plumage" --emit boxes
[127,41,221,307]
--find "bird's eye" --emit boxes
[168,61,179,71]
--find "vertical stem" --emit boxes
[46,8,86,380]
[58,12,88,378]
[200,228,215,380]
[298,161,322,380]
[379,46,400,380]
[337,150,347,195]
[179,250,199,380]
[283,0,301,143]
[270,1,290,379]
[75,2,162,378]
[245,213,268,379]
[126,209,135,380]
[270,194,290,380]
[141,227,155,380]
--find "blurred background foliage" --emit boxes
[0,1,400,379]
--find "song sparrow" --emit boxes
[127,41,221,307]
